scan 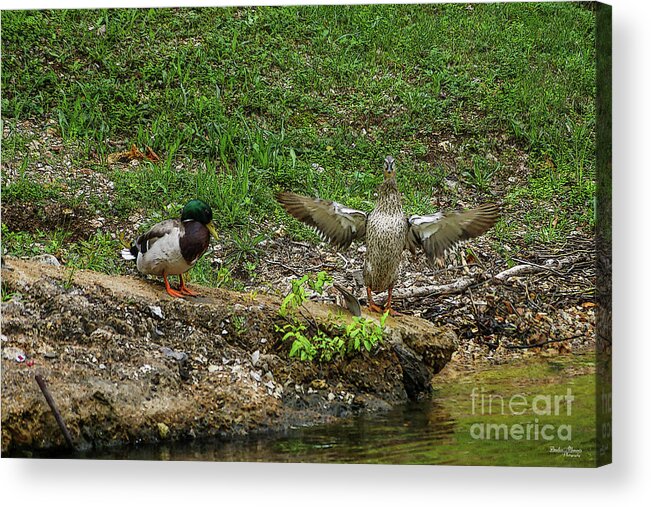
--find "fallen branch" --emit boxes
[267,259,302,277]
[392,276,478,299]
[393,252,594,300]
[34,374,75,450]
[494,252,591,281]
[493,264,540,280]
[504,337,576,350]
[267,260,337,277]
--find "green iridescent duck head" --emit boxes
[181,200,219,240]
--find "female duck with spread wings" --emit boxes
[276,156,499,314]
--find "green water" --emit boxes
[65,354,599,466]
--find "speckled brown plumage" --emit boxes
[364,175,408,293]
[276,156,500,314]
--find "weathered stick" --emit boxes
[493,264,540,281]
[34,374,75,450]
[494,253,592,281]
[505,337,576,350]
[392,277,477,299]
[393,252,594,300]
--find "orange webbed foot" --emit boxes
[179,287,198,296]
[165,286,185,298]
[178,274,199,296]
[164,274,185,299]
[367,302,386,314]
[366,287,385,313]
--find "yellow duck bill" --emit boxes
[206,221,219,241]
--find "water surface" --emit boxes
[66,355,597,467]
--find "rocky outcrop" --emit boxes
[1,257,458,455]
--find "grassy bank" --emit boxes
[1,3,596,287]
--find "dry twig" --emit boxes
[393,252,593,300]
[504,337,576,350]
[35,374,75,450]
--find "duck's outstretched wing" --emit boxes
[406,203,499,264]
[276,192,367,249]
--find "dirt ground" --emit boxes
[1,257,458,455]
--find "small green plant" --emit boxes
[278,271,332,316]
[276,271,386,362]
[188,256,245,291]
[461,156,499,192]
[63,265,77,291]
[231,314,247,336]
[308,270,332,293]
[344,312,388,354]
[1,226,71,258]
[278,321,317,361]
[66,232,120,273]
[1,282,18,302]
[225,231,267,266]
[243,260,258,282]
[278,274,308,317]
[311,328,345,362]
[1,175,62,204]
[277,272,328,360]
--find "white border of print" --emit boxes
[1,1,649,506]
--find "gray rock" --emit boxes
[160,347,187,362]
[33,254,61,266]
[149,305,164,319]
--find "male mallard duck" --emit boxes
[276,156,499,314]
[121,199,219,298]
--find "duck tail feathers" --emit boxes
[121,247,137,261]
[118,231,138,261]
